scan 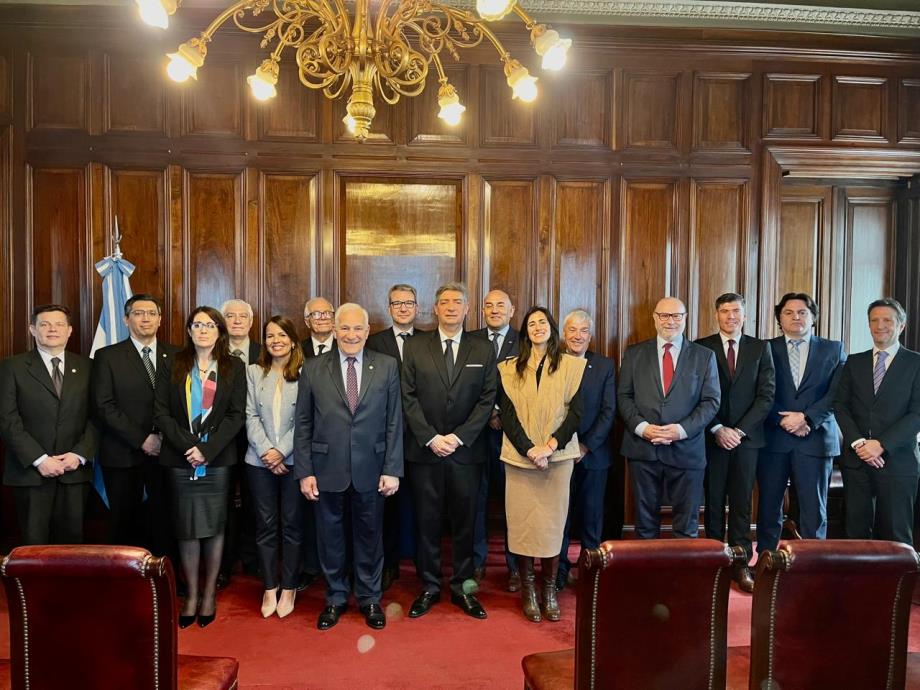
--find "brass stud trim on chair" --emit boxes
[14,578,31,690]
[766,569,783,687]
[886,572,907,690]
[589,566,602,690]
[150,576,160,690]
[707,567,723,690]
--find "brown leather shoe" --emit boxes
[507,570,522,593]
[733,563,755,593]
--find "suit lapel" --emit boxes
[733,335,756,381]
[797,336,820,389]
[27,349,59,398]
[646,341,664,398]
[385,330,401,361]
[710,337,731,382]
[874,349,901,400]
[356,350,378,409]
[427,333,451,389]
[326,353,350,411]
[499,332,516,361]
[124,339,155,390]
[667,338,691,395]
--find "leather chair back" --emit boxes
[574,539,741,690]
[1,544,179,690]
[750,540,920,690]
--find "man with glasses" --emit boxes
[1,304,99,544]
[757,293,846,554]
[469,289,520,590]
[218,298,261,587]
[93,294,179,554]
[617,297,720,538]
[302,297,337,358]
[366,284,426,591]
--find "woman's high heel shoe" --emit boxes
[179,597,199,629]
[276,588,296,619]
[197,595,217,628]
[261,588,279,618]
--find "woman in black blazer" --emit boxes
[154,305,246,628]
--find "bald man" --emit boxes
[617,297,720,538]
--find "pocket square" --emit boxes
[465,363,484,368]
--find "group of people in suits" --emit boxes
[1,283,918,629]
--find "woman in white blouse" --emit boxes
[245,315,306,618]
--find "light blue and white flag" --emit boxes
[89,219,136,507]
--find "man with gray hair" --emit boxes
[556,309,616,589]
[301,296,337,358]
[294,303,403,630]
[221,298,260,364]
[401,282,497,619]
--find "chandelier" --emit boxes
[136,0,571,141]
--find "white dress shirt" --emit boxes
[393,326,414,360]
[487,324,510,357]
[785,333,811,386]
[312,336,334,356]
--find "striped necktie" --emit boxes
[873,350,888,395]
[789,339,804,388]
[142,346,156,387]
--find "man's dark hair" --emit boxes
[31,304,72,325]
[867,297,906,324]
[124,294,164,318]
[774,292,819,326]
[715,292,745,309]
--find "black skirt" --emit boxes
[168,465,231,539]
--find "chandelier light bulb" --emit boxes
[136,0,168,29]
[476,0,516,22]
[247,60,278,101]
[533,29,571,71]
[166,39,205,82]
[437,84,466,127]
[506,62,538,102]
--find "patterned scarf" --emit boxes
[186,362,217,478]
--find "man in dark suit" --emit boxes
[757,292,846,555]
[402,282,497,620]
[470,288,520,590]
[696,293,775,591]
[617,297,721,539]
[0,304,99,544]
[366,283,425,592]
[294,303,403,631]
[93,293,179,554]
[835,298,920,544]
[218,298,261,586]
[557,309,616,589]
[301,296,336,357]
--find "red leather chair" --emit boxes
[0,545,239,690]
[522,539,743,690]
[726,539,920,690]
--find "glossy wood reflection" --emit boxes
[110,169,166,298]
[553,180,606,326]
[104,54,166,135]
[482,179,537,317]
[28,52,89,131]
[342,179,459,331]
[185,172,241,309]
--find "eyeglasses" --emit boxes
[190,322,218,331]
[655,312,686,322]
[306,310,334,320]
[389,300,417,309]
[130,309,160,318]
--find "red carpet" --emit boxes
[2,543,920,689]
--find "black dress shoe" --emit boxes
[408,591,440,618]
[381,566,399,592]
[451,593,487,619]
[317,604,347,630]
[360,603,386,629]
[297,572,318,592]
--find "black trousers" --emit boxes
[410,459,482,597]
[629,459,704,539]
[315,483,384,607]
[704,444,758,561]
[842,465,918,545]
[560,464,608,569]
[101,462,175,558]
[247,464,306,590]
[13,480,90,545]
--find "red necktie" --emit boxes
[662,343,674,394]
[727,339,736,379]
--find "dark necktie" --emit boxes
[873,350,888,394]
[727,339,736,379]
[317,343,326,356]
[490,331,500,356]
[51,356,63,397]
[397,332,408,360]
[346,357,358,413]
[662,343,674,394]
[232,348,244,360]
[142,346,156,387]
[444,338,455,382]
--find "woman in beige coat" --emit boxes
[498,306,585,623]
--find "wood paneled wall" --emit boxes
[2,8,920,534]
